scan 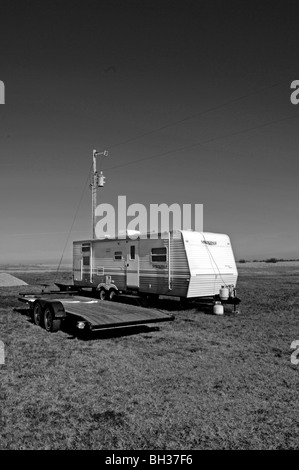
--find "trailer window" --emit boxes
[129,245,136,260]
[83,256,90,266]
[82,244,90,253]
[114,251,123,260]
[151,247,167,263]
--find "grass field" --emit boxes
[0,263,299,450]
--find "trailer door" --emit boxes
[73,258,82,281]
[81,243,91,283]
[126,243,139,288]
[73,242,84,281]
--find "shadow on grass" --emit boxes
[92,296,233,316]
[140,298,224,315]
[73,289,214,313]
[13,307,32,317]
[113,295,215,313]
[118,296,238,316]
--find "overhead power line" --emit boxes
[104,112,299,172]
[105,77,292,152]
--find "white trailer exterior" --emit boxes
[73,231,238,299]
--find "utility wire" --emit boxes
[104,111,299,172]
[105,77,292,151]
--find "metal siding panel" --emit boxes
[187,274,238,297]
[138,235,189,297]
[139,238,167,294]
[73,243,82,256]
[169,235,189,297]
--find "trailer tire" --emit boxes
[33,300,44,327]
[107,289,117,301]
[99,288,107,301]
[43,304,61,333]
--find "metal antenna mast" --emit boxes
[91,149,108,239]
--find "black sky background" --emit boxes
[0,0,299,262]
[1,0,297,82]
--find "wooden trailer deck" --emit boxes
[18,294,174,330]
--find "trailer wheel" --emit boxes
[108,289,117,301]
[33,301,44,327]
[43,304,61,333]
[99,288,107,301]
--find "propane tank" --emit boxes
[219,286,229,301]
[213,301,224,315]
[228,284,235,297]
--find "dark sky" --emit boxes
[0,0,299,263]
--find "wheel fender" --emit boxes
[96,283,118,291]
[48,301,66,319]
[33,299,48,310]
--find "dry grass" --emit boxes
[0,265,299,449]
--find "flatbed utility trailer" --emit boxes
[18,291,175,334]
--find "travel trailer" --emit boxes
[73,230,238,301]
